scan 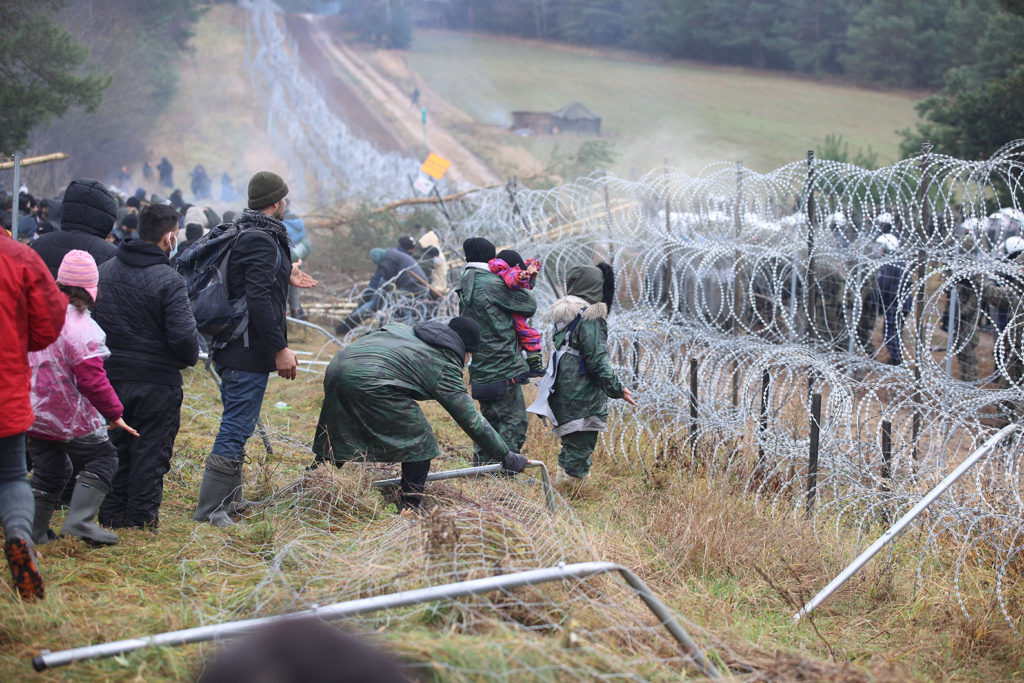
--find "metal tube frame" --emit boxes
[372,460,556,514]
[33,561,720,678]
[794,423,1018,622]
[12,152,21,240]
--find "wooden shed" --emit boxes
[553,102,601,135]
[511,102,601,135]
[511,110,557,134]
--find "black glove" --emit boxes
[500,451,528,474]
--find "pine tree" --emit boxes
[0,0,111,155]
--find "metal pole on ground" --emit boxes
[33,561,721,678]
[794,423,1018,622]
[372,460,556,513]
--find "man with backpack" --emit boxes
[93,203,200,530]
[189,171,316,526]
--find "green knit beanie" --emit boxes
[247,171,289,210]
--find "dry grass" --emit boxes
[0,328,1022,680]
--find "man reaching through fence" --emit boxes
[310,317,527,510]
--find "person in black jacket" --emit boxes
[32,179,118,279]
[93,204,200,530]
[193,171,317,527]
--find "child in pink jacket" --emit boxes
[27,250,137,546]
[489,249,545,377]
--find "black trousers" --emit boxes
[99,381,183,529]
[27,434,117,496]
[400,460,431,508]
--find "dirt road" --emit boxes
[291,14,503,188]
[282,14,405,154]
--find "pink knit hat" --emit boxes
[57,249,99,302]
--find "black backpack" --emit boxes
[176,224,279,348]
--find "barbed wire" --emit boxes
[225,0,1024,664]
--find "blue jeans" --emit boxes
[211,364,269,462]
[0,434,34,541]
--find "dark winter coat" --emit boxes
[211,209,291,373]
[457,265,536,386]
[31,179,117,278]
[548,296,623,436]
[92,239,200,387]
[369,247,427,293]
[312,322,508,464]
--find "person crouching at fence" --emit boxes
[310,317,528,510]
[27,250,139,546]
[533,264,637,488]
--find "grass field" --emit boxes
[400,30,924,177]
[139,5,287,211]
[0,317,1021,681]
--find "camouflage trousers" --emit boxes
[473,384,527,465]
[558,431,599,479]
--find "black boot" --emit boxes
[30,489,58,545]
[334,312,363,336]
[61,473,118,545]
[193,455,239,527]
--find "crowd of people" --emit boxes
[1,168,637,607]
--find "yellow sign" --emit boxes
[420,153,451,180]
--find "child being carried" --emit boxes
[489,249,545,377]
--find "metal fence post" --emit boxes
[806,393,822,514]
[757,369,770,468]
[689,358,699,452]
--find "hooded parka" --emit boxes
[312,322,508,465]
[32,179,118,278]
[548,264,624,434]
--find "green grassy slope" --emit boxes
[404,30,923,176]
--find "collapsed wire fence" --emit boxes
[278,142,1024,638]
[174,1,1024,672]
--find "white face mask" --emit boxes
[167,233,179,258]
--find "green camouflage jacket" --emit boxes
[457,265,537,385]
[548,295,624,436]
[312,322,508,464]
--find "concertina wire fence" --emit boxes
[238,0,1024,641]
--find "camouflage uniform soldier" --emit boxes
[457,238,537,465]
[311,319,527,508]
[950,275,983,383]
[544,264,637,484]
[983,237,1024,424]
[807,256,848,353]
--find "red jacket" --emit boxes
[0,231,67,438]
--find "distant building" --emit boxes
[511,102,601,135]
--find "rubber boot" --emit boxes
[193,455,239,527]
[4,534,44,600]
[30,489,58,545]
[227,454,258,515]
[60,473,118,545]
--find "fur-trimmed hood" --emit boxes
[551,295,608,330]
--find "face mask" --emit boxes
[167,234,179,258]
